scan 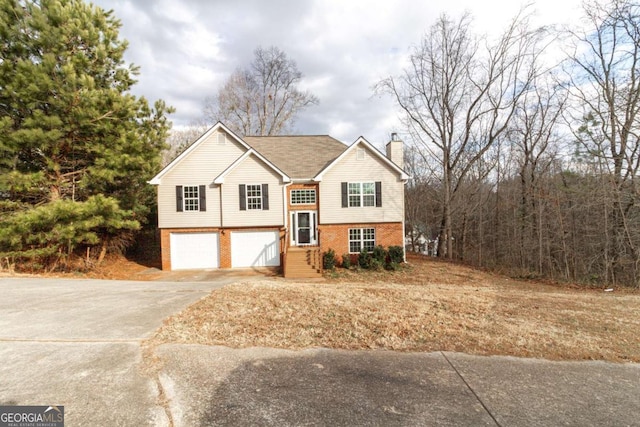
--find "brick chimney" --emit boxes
[386,132,403,169]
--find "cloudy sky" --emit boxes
[91,0,584,148]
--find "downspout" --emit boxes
[219,184,224,229]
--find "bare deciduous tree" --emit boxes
[567,0,640,285]
[204,46,318,136]
[511,79,567,273]
[379,11,544,259]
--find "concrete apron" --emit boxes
[156,345,640,427]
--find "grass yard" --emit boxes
[152,254,640,362]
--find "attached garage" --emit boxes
[231,231,280,267]
[170,232,219,270]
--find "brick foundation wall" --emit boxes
[160,227,285,271]
[318,222,404,260]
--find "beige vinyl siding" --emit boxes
[222,153,285,227]
[157,130,245,228]
[319,145,404,224]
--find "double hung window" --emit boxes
[349,228,376,253]
[342,182,381,208]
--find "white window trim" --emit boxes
[246,183,262,210]
[349,227,376,253]
[183,185,200,212]
[290,189,316,205]
[348,182,375,208]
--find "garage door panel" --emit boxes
[231,231,280,267]
[170,232,219,270]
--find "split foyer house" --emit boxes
[149,122,409,278]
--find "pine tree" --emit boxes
[0,0,173,268]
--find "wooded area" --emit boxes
[392,0,640,287]
[0,0,172,269]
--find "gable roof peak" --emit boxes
[313,135,409,181]
[148,121,255,185]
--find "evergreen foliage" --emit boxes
[358,248,373,269]
[388,246,404,264]
[0,0,173,268]
[323,248,337,270]
[341,253,351,269]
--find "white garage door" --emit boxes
[170,232,219,270]
[231,231,280,267]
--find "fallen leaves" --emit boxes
[152,255,640,362]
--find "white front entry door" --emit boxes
[292,211,317,246]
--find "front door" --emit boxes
[293,211,317,245]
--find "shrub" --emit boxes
[323,248,337,270]
[372,245,388,263]
[341,253,351,269]
[385,261,400,271]
[369,258,383,271]
[388,246,404,264]
[358,248,373,269]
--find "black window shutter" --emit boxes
[341,182,348,208]
[375,181,382,207]
[239,184,246,210]
[176,186,183,212]
[199,185,206,211]
[262,184,269,210]
[291,213,296,242]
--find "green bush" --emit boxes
[385,261,400,271]
[358,248,373,269]
[388,246,404,264]
[369,258,383,271]
[341,253,351,269]
[323,248,337,270]
[372,245,388,263]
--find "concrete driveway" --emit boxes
[0,276,238,426]
[1,277,639,426]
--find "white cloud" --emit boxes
[92,0,586,145]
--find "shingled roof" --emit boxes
[243,135,347,180]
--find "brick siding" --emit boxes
[287,183,319,212]
[318,222,404,261]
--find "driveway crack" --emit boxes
[141,340,175,427]
[441,352,501,427]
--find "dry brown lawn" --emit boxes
[152,254,640,362]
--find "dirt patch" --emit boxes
[0,254,163,281]
[152,255,640,362]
